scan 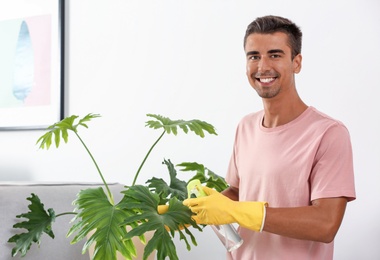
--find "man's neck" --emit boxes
[262,97,308,128]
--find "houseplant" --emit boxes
[8,113,228,260]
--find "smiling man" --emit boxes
[183,15,356,259]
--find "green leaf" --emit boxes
[146,159,188,203]
[145,114,217,138]
[36,113,100,149]
[177,162,229,192]
[67,187,138,260]
[121,185,202,260]
[8,194,56,257]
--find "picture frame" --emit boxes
[0,0,64,130]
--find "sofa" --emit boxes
[0,182,125,260]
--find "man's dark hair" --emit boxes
[244,15,302,59]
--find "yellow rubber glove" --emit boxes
[157,205,169,214]
[183,186,268,232]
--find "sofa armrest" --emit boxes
[0,182,125,260]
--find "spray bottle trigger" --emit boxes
[187,179,207,198]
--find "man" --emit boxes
[183,15,356,259]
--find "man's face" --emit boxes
[244,32,302,99]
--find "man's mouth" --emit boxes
[256,77,276,83]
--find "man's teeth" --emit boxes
[260,78,275,83]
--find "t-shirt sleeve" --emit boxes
[225,123,241,189]
[310,123,356,202]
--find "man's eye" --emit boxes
[249,56,260,60]
[271,54,281,58]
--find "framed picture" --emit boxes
[0,0,64,130]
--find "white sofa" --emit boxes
[0,182,125,260]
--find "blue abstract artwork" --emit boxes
[12,20,35,102]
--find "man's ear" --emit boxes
[293,54,302,74]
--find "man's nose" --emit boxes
[258,56,270,72]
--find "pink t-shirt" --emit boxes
[226,107,356,260]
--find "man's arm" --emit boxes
[222,186,239,200]
[222,186,347,243]
[264,197,347,243]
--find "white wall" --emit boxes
[1,0,379,259]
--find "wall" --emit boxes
[0,0,379,259]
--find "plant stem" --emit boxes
[56,212,77,217]
[74,132,114,205]
[132,130,166,186]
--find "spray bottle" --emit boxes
[186,179,243,252]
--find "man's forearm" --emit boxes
[263,197,347,243]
